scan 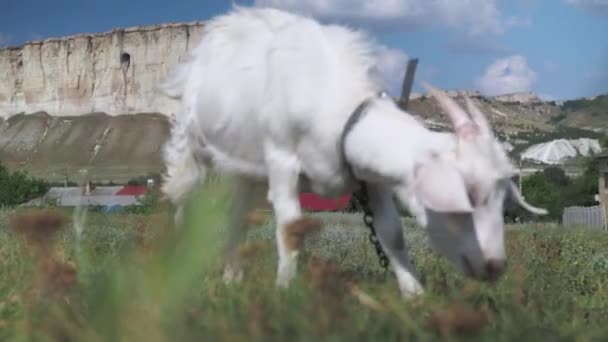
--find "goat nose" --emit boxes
[484,258,506,281]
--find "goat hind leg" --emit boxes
[265,148,303,288]
[222,176,260,284]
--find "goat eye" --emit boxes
[480,194,490,206]
[467,185,490,207]
[467,191,476,206]
[467,186,478,206]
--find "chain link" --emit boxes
[353,181,390,271]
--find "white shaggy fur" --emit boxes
[158,7,546,297]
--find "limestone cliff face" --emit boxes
[493,92,542,104]
[0,22,204,118]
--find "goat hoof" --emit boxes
[400,284,424,299]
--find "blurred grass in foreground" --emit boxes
[0,180,607,341]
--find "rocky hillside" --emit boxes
[406,91,608,134]
[550,94,608,131]
[1,90,606,183]
[407,91,559,134]
[406,91,607,164]
[0,112,169,183]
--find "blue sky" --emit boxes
[1,0,606,100]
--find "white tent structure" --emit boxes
[521,138,602,164]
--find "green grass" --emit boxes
[1,182,608,341]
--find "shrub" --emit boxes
[126,172,162,186]
[0,163,50,207]
[122,189,162,215]
[510,155,604,223]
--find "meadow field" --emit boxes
[0,181,607,341]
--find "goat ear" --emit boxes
[422,82,478,140]
[414,159,474,213]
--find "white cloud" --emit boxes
[370,45,409,97]
[254,0,518,36]
[475,55,538,95]
[565,0,608,16]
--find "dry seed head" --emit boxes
[284,217,323,251]
[348,283,385,312]
[44,260,78,297]
[246,210,266,226]
[305,256,346,297]
[10,210,66,250]
[237,241,271,260]
[304,256,349,329]
[248,299,272,337]
[427,301,490,336]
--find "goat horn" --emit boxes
[508,181,548,215]
[464,96,492,137]
[422,82,477,138]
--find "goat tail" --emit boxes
[161,114,207,208]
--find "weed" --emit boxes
[0,198,607,341]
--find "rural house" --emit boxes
[24,183,149,211]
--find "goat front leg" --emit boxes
[393,184,427,227]
[366,183,424,298]
[265,145,303,288]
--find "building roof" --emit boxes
[47,186,124,197]
[42,186,143,207]
[116,185,147,196]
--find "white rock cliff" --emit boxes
[0,22,205,119]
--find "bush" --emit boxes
[122,189,162,215]
[0,163,49,207]
[127,172,162,186]
[511,156,602,223]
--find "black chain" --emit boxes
[352,181,390,271]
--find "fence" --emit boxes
[562,205,606,230]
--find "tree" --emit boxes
[543,166,570,187]
[564,156,599,207]
[520,171,563,221]
[0,163,49,207]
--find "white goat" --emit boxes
[158,7,547,297]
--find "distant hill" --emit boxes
[0,112,169,183]
[407,91,608,133]
[550,94,608,130]
[1,91,606,183]
[406,92,558,134]
[405,91,607,159]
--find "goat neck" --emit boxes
[341,98,450,187]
